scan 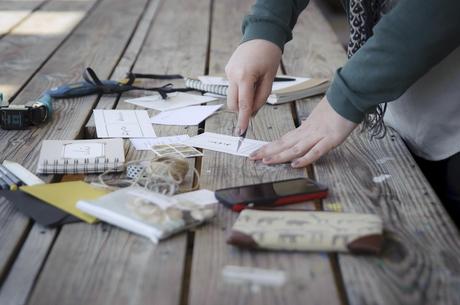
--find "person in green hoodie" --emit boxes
[225,0,460,224]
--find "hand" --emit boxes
[225,39,282,134]
[249,97,358,167]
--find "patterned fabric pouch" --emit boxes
[227,209,384,254]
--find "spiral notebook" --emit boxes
[185,75,329,104]
[36,138,125,174]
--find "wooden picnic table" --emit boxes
[1,0,459,304]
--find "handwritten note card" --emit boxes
[130,135,190,150]
[63,142,105,159]
[94,110,156,138]
[125,92,218,112]
[183,132,267,157]
[151,105,222,126]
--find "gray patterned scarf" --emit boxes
[347,0,388,137]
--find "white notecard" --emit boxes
[130,135,190,150]
[124,92,218,112]
[151,104,222,126]
[94,110,156,138]
[183,132,267,157]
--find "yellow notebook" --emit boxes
[20,181,108,223]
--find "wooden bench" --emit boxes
[0,0,459,304]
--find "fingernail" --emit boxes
[234,128,241,137]
[263,157,272,163]
[249,150,259,158]
[291,160,300,167]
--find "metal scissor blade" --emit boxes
[236,129,247,152]
[236,138,243,152]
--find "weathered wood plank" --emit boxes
[83,0,162,138]
[27,0,211,305]
[0,0,98,100]
[0,0,147,168]
[285,3,460,305]
[0,198,30,285]
[0,225,56,305]
[0,0,47,38]
[0,0,97,289]
[0,0,150,301]
[30,223,189,305]
[188,1,341,305]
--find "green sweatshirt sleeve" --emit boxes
[327,0,460,123]
[242,0,310,51]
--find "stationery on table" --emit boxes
[77,187,218,243]
[150,104,222,126]
[94,109,156,138]
[183,132,267,157]
[36,138,125,174]
[0,190,80,227]
[125,92,218,111]
[2,160,45,185]
[185,75,329,104]
[130,135,190,150]
[20,181,109,223]
[227,209,384,254]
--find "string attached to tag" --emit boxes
[97,156,200,195]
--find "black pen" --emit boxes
[274,77,296,82]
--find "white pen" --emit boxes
[2,160,45,186]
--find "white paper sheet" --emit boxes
[124,92,217,111]
[151,104,222,126]
[130,135,190,150]
[183,132,267,157]
[94,110,156,138]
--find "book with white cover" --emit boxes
[77,187,218,243]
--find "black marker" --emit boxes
[273,77,296,82]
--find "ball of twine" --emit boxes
[98,156,199,195]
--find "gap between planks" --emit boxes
[0,0,49,40]
[0,0,160,304]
